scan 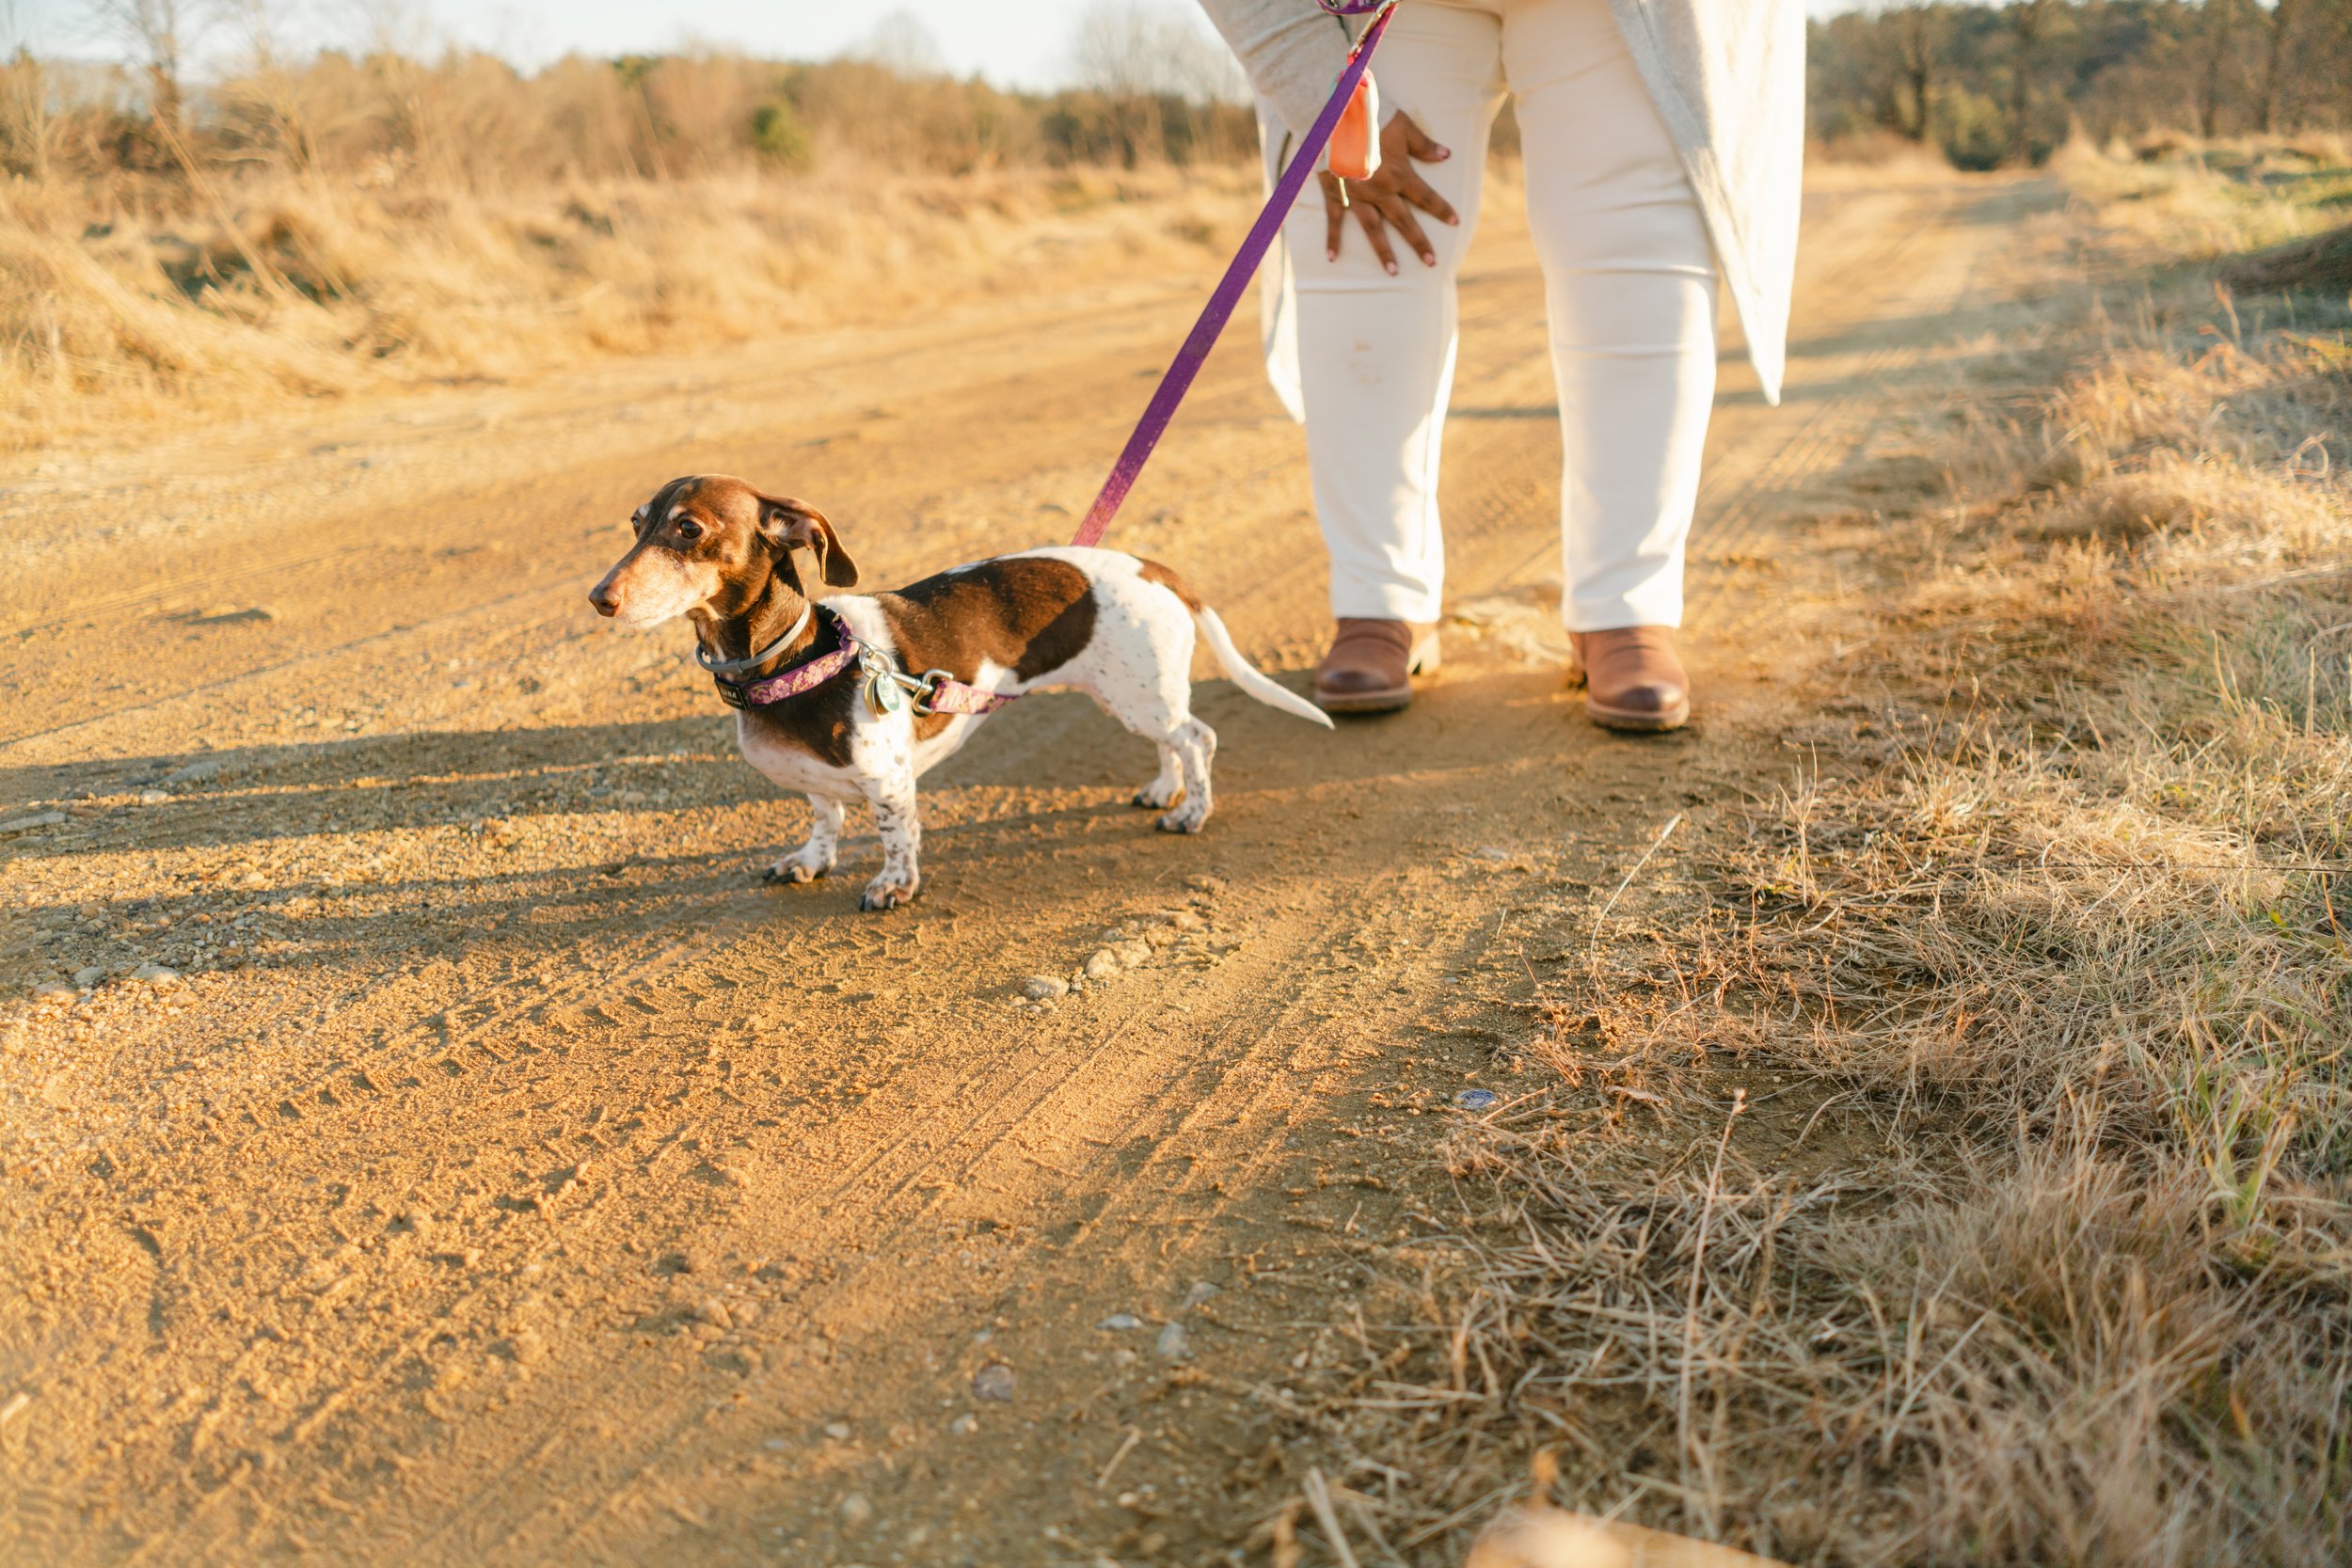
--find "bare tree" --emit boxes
[82,0,205,130]
[852,9,946,78]
[2255,0,2306,134]
[2005,0,2056,166]
[1070,0,1242,166]
[2198,0,2241,139]
[1885,1,1945,142]
[0,1,49,177]
[215,0,317,170]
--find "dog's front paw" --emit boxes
[1132,781,1182,810]
[764,852,832,885]
[1155,805,1208,835]
[859,873,920,911]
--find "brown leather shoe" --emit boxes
[1568,626,1690,732]
[1313,618,1440,715]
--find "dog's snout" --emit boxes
[589,577,622,617]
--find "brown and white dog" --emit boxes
[590,475,1332,911]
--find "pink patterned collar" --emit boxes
[709,607,1019,718]
[707,609,858,710]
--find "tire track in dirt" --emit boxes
[434,813,1555,1564]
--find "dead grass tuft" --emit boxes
[0,164,1258,450]
[1261,144,2352,1566]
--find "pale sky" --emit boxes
[14,1,1857,92]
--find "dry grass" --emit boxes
[0,163,1260,451]
[1254,147,2352,1565]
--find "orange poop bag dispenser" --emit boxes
[1328,68,1381,182]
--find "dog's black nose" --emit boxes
[588,583,620,617]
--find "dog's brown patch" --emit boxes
[739,667,861,768]
[1136,559,1201,612]
[877,559,1098,737]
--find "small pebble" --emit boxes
[1083,949,1120,980]
[1184,874,1225,894]
[0,811,66,834]
[1021,975,1069,1001]
[1155,1322,1191,1361]
[972,1361,1015,1402]
[947,1412,978,1436]
[138,790,169,805]
[1180,1281,1219,1309]
[33,981,74,1002]
[72,967,104,990]
[837,1493,874,1530]
[1455,1088,1500,1111]
[693,1299,733,1331]
[1096,1313,1142,1331]
[131,963,183,988]
[823,1420,853,1441]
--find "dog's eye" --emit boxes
[675,519,704,543]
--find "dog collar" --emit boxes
[710,607,1022,718]
[709,608,858,710]
[695,602,813,677]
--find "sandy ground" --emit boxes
[0,170,2039,1566]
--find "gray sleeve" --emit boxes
[1195,0,1355,138]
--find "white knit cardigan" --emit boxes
[1197,0,1806,405]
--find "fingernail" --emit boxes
[1327,248,1338,261]
[1422,253,1435,266]
[1436,147,1451,158]
[1385,261,1399,276]
[1447,215,1460,226]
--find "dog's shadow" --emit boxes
[3,666,1679,980]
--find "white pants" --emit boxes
[1284,0,1717,629]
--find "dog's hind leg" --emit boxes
[767,794,844,884]
[856,769,923,911]
[1152,719,1216,834]
[1133,746,1184,812]
[1081,576,1218,832]
[1097,687,1216,834]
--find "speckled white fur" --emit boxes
[731,546,1330,911]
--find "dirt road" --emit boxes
[1,171,2034,1565]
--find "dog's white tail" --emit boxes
[1194,605,1336,730]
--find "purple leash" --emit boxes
[724,3,1396,721]
[1069,0,1398,550]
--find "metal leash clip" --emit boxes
[907,671,959,717]
[857,645,935,718]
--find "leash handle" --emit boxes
[1068,0,1399,551]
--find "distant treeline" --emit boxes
[1810,1,2352,168]
[0,8,1256,197]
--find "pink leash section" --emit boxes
[1068,0,1398,550]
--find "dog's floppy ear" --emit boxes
[755,495,859,590]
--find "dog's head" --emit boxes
[589,475,859,629]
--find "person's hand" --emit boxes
[1319,109,1458,274]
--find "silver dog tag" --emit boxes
[866,673,904,717]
